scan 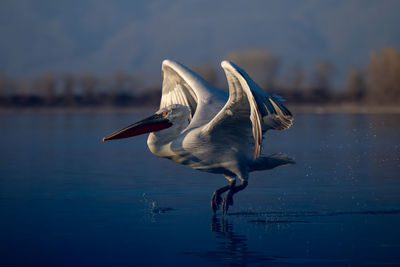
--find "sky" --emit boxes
[0,0,399,85]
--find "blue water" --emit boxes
[1,111,399,266]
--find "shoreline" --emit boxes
[0,104,399,114]
[288,104,400,114]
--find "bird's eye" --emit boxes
[161,110,168,117]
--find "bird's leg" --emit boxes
[211,178,236,214]
[222,180,248,215]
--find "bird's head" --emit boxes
[102,104,190,142]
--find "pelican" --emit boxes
[103,59,294,214]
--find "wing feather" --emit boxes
[160,63,197,118]
[160,60,220,124]
[203,61,293,160]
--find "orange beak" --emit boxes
[102,113,172,142]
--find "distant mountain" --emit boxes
[1,0,399,85]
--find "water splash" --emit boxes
[141,193,174,215]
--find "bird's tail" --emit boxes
[249,153,295,171]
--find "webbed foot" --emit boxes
[221,180,248,215]
[221,189,234,215]
[211,191,223,213]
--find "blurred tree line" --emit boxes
[222,47,400,105]
[0,47,399,108]
[0,71,161,107]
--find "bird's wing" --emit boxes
[203,61,293,160]
[160,59,215,121]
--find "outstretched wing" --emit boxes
[160,59,218,123]
[203,61,293,160]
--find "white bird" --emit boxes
[103,59,294,214]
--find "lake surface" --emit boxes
[1,111,400,266]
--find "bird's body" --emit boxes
[103,59,294,214]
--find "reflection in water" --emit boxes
[184,216,285,265]
[184,209,400,265]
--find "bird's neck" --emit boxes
[147,132,175,158]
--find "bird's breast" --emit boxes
[147,127,251,175]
